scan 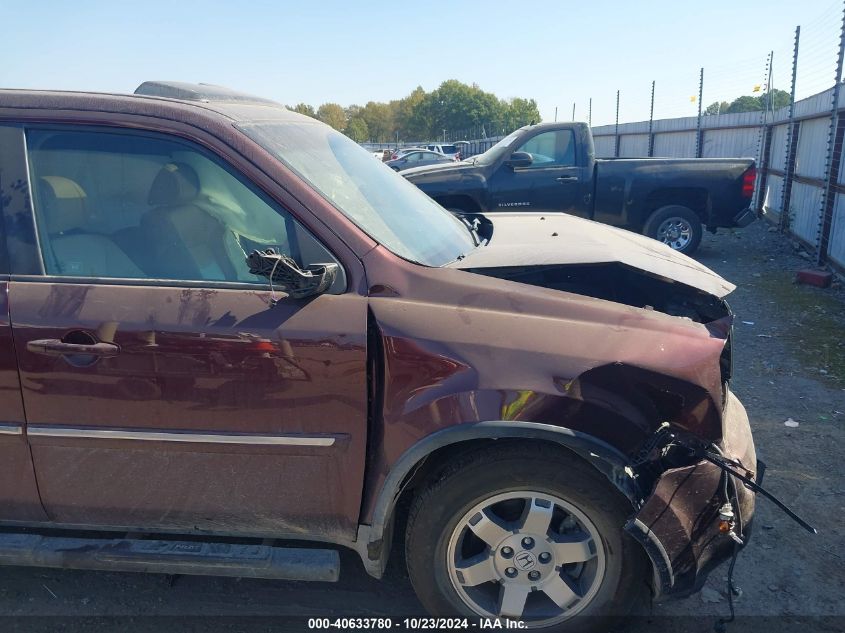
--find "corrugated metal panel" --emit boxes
[829,193,845,268]
[795,88,834,119]
[593,135,616,158]
[619,134,650,157]
[769,124,789,171]
[701,111,767,129]
[653,117,699,133]
[795,117,830,179]
[652,131,696,157]
[762,174,784,220]
[790,181,822,245]
[617,121,650,134]
[701,127,759,158]
[591,124,616,135]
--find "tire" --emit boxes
[642,204,703,255]
[405,442,648,631]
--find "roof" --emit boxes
[0,81,315,127]
[134,81,278,105]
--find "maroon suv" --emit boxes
[0,82,757,630]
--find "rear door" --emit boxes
[3,123,368,538]
[0,127,49,523]
[489,128,587,216]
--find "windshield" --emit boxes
[473,129,523,165]
[238,122,475,266]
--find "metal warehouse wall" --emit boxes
[591,86,845,272]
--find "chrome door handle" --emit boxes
[27,339,120,357]
[556,176,578,182]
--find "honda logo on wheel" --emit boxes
[515,551,536,570]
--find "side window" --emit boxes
[25,128,343,290]
[516,130,575,168]
[405,152,422,162]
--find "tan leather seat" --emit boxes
[38,176,145,278]
[141,163,237,281]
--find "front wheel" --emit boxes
[405,443,648,631]
[643,205,703,254]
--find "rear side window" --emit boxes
[25,128,342,288]
[517,130,575,167]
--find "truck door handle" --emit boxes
[27,338,120,358]
[556,176,578,182]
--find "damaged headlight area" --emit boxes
[622,393,815,607]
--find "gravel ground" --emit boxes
[0,220,842,632]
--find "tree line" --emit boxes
[704,88,791,115]
[289,79,542,143]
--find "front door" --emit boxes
[489,128,587,216]
[5,124,368,539]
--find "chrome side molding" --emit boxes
[26,426,336,446]
[0,423,23,435]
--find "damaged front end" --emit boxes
[622,390,758,599]
[451,215,759,599]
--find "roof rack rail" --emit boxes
[134,81,278,105]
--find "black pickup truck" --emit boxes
[402,122,757,254]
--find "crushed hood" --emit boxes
[448,213,734,298]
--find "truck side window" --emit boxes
[25,128,342,289]
[516,130,575,168]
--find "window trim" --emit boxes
[513,128,578,170]
[19,123,348,293]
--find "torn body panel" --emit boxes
[359,243,749,593]
[361,244,733,517]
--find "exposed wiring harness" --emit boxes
[699,445,815,632]
[636,428,816,633]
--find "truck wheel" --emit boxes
[405,443,647,631]
[643,205,703,254]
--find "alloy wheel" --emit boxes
[655,217,693,251]
[446,491,606,627]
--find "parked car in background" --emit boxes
[389,146,425,160]
[0,82,760,631]
[385,149,454,171]
[404,122,757,254]
[426,143,461,159]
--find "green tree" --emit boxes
[419,80,510,139]
[345,117,369,143]
[290,103,316,118]
[396,86,429,140]
[345,104,362,120]
[503,97,541,132]
[316,103,347,131]
[360,101,395,143]
[723,95,764,114]
[704,101,730,115]
[761,88,791,111]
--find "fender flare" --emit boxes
[354,420,641,578]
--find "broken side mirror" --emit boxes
[246,249,338,301]
[505,151,533,168]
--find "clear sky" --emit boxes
[2,0,842,128]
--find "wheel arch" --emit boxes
[354,421,640,579]
[640,188,710,228]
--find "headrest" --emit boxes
[148,162,199,206]
[38,176,88,234]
